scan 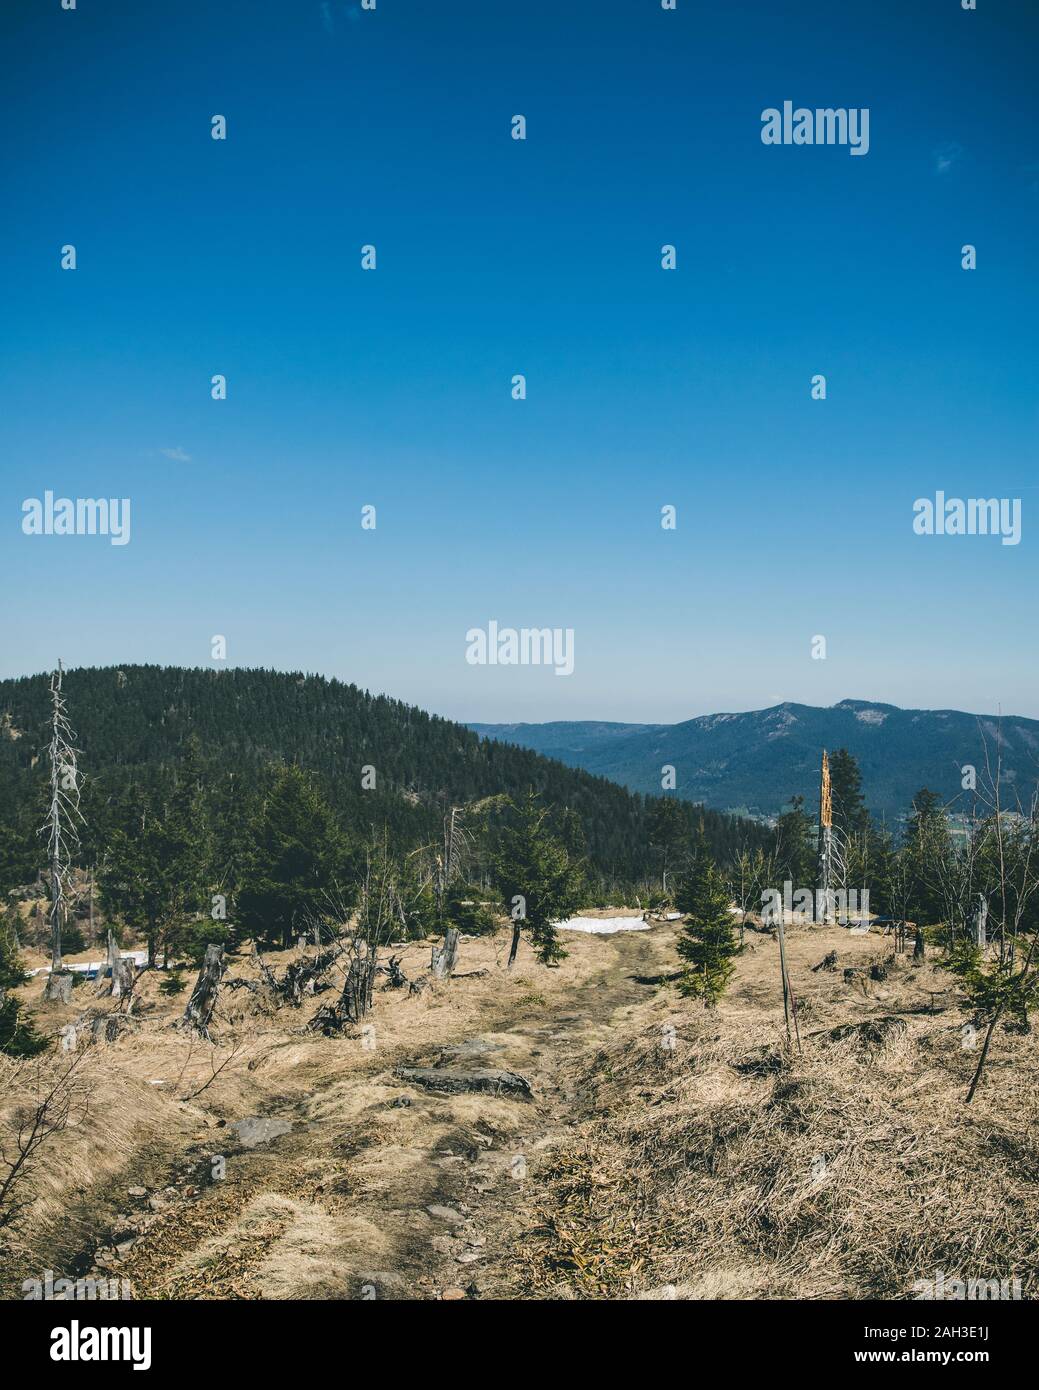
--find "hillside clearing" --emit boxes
[3,918,1036,1301]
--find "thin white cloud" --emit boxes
[160,446,191,462]
[933,141,963,175]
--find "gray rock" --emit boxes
[426,1204,464,1224]
[232,1116,293,1149]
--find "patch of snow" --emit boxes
[555,915,651,935]
[855,709,887,726]
[29,949,148,979]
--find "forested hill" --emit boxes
[0,666,766,884]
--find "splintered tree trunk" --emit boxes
[105,931,121,995]
[112,957,134,1000]
[384,954,408,989]
[431,928,459,980]
[180,944,226,1037]
[507,923,522,970]
[281,946,343,1005]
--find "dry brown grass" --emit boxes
[514,924,1039,1299]
[5,920,1038,1301]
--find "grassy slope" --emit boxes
[3,918,1037,1301]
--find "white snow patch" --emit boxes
[555,915,651,935]
[855,709,887,726]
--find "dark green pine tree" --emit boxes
[903,788,950,927]
[236,764,355,949]
[98,757,208,966]
[491,791,587,968]
[675,851,743,1006]
[0,904,47,1057]
[829,748,869,839]
[774,795,815,888]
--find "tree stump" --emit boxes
[383,955,409,989]
[430,928,459,980]
[281,946,342,1006]
[112,957,134,1000]
[44,971,74,1004]
[178,944,226,1038]
[812,951,839,973]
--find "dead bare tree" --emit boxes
[40,663,84,1001]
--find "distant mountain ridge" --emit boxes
[470,700,1039,818]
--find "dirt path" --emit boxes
[92,926,666,1301]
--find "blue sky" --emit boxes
[1,0,1036,723]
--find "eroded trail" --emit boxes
[69,926,667,1301]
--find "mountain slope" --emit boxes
[471,699,1039,818]
[0,666,765,884]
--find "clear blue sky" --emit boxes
[2,0,1036,722]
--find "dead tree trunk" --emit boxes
[280,946,343,1005]
[430,927,459,980]
[178,944,225,1038]
[383,955,408,989]
[507,923,522,970]
[112,957,134,1000]
[309,942,378,1033]
[102,931,125,997]
[975,895,989,951]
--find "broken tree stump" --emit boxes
[307,945,378,1033]
[430,928,459,980]
[280,946,342,1006]
[394,1065,533,1099]
[43,971,74,1004]
[382,954,409,989]
[111,957,135,1000]
[812,951,839,973]
[177,944,226,1038]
